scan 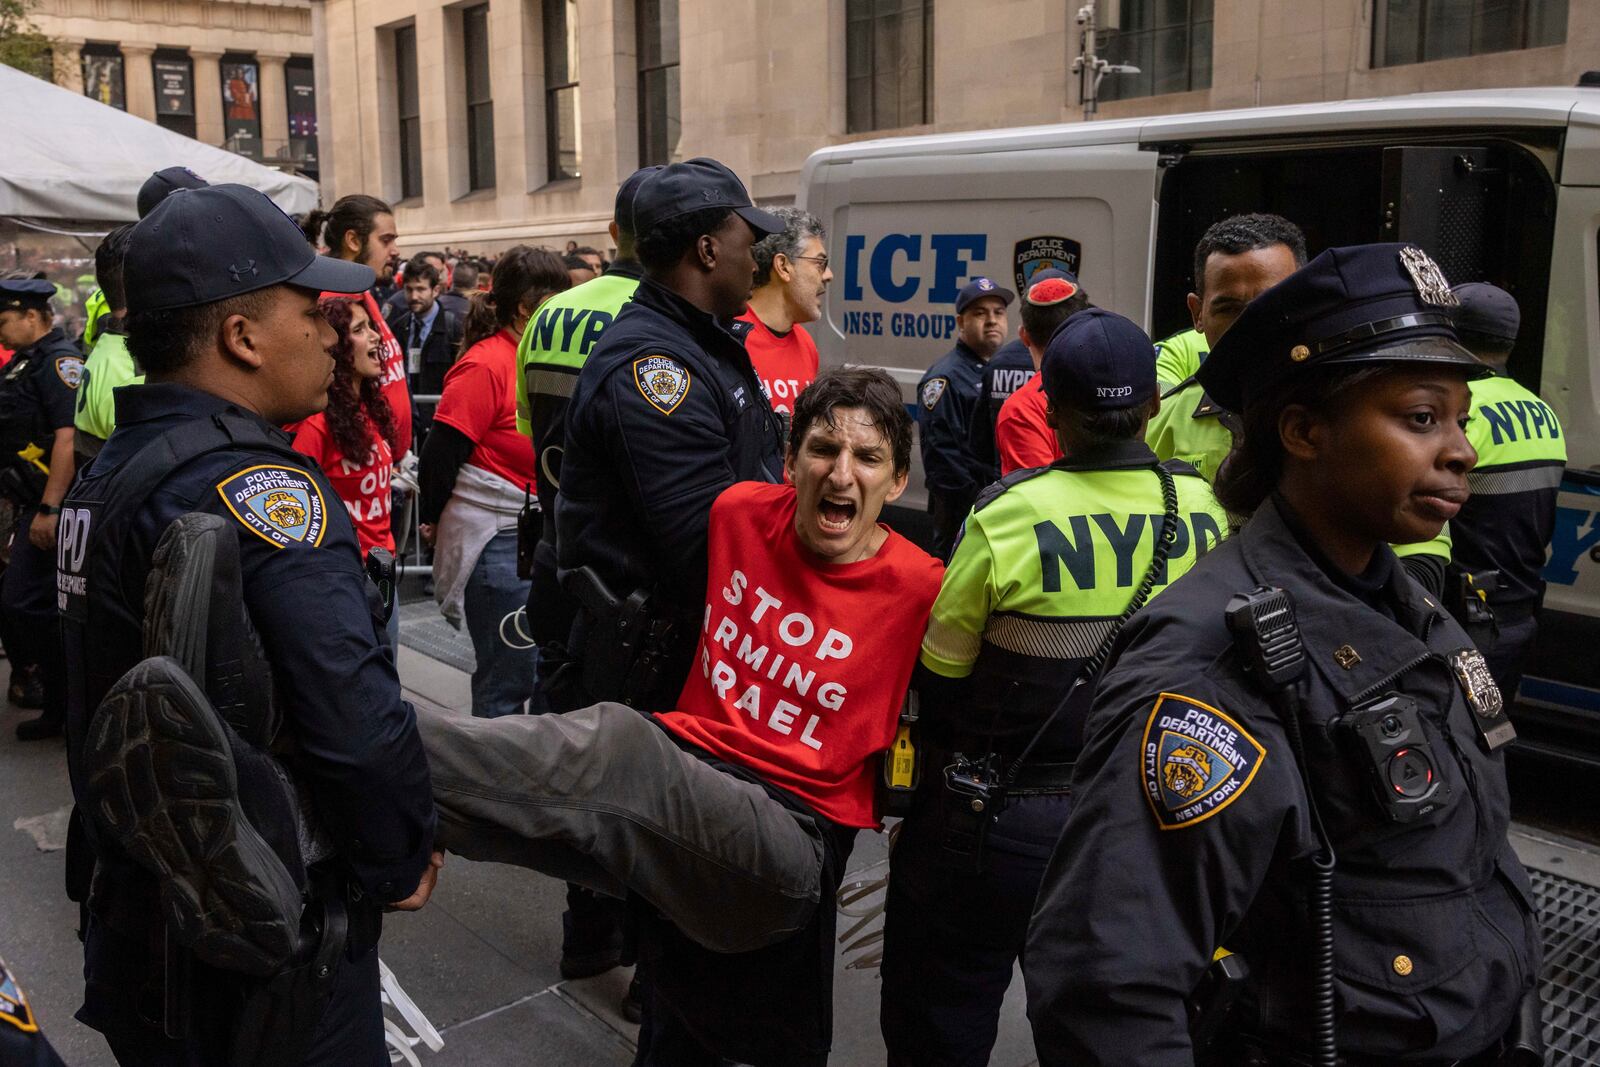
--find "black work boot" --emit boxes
[14,713,62,741]
[8,665,43,709]
[83,656,305,976]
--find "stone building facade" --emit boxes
[29,0,318,173]
[308,0,1598,254]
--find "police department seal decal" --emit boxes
[634,355,691,415]
[1142,692,1266,830]
[921,377,947,411]
[55,354,84,388]
[1013,236,1083,295]
[216,465,327,549]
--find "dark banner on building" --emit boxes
[82,52,125,111]
[155,57,194,117]
[286,61,318,170]
[221,57,261,156]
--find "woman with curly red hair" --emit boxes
[291,296,402,562]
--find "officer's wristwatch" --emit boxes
[36,504,62,516]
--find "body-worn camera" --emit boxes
[1337,693,1451,823]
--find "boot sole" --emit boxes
[83,656,303,976]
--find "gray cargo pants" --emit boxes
[414,702,826,954]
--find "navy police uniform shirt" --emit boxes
[0,326,82,501]
[60,382,436,903]
[1024,496,1539,1065]
[917,340,989,501]
[967,338,1034,481]
[557,276,785,616]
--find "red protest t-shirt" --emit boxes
[291,414,396,555]
[737,309,819,415]
[362,290,413,459]
[996,375,1062,474]
[656,481,944,828]
[432,328,537,493]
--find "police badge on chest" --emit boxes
[1450,648,1516,752]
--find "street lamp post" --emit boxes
[1071,0,1140,121]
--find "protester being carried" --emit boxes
[415,367,943,1065]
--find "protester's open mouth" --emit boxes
[819,496,857,533]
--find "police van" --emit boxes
[798,85,1600,764]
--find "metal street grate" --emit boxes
[1532,867,1600,1064]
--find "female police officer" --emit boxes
[1024,244,1541,1067]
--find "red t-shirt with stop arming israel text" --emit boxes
[290,413,396,555]
[736,309,819,415]
[361,290,413,460]
[656,481,944,828]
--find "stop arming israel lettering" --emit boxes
[698,569,855,752]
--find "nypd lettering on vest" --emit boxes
[56,503,94,617]
[634,354,691,415]
[1013,235,1083,295]
[216,465,327,549]
[1142,692,1266,830]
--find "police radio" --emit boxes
[1337,694,1451,823]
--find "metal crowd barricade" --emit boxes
[393,392,443,577]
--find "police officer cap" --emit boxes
[1450,282,1520,344]
[955,276,1016,314]
[124,184,374,314]
[137,166,208,219]
[630,158,784,238]
[615,165,663,231]
[1197,243,1487,413]
[0,276,55,313]
[1040,307,1155,412]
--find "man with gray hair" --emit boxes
[736,206,833,415]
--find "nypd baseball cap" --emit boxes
[615,165,664,233]
[631,158,784,238]
[137,166,208,219]
[1450,282,1520,343]
[125,184,375,314]
[1040,307,1156,412]
[955,276,1015,314]
[0,277,55,313]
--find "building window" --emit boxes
[1374,0,1566,68]
[463,4,496,190]
[153,50,196,138]
[1097,0,1213,103]
[845,0,932,134]
[81,43,127,111]
[543,0,581,180]
[637,0,680,167]
[396,24,423,200]
[220,55,262,158]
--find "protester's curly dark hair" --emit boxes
[319,297,400,462]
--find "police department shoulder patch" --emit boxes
[216,464,328,549]
[1142,692,1266,830]
[634,355,691,415]
[55,354,84,388]
[921,377,947,411]
[0,954,39,1033]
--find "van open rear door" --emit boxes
[801,140,1160,511]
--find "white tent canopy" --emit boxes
[0,62,319,222]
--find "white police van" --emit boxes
[798,86,1600,763]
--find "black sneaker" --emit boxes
[621,974,644,1025]
[144,513,279,749]
[83,656,304,977]
[8,666,43,710]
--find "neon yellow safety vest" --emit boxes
[1147,378,1232,484]
[1155,327,1207,393]
[919,447,1228,754]
[75,329,141,443]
